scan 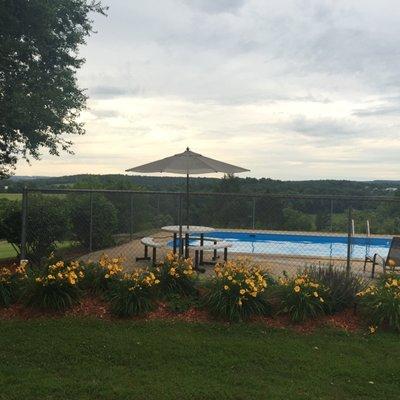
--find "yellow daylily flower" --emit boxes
[369,325,377,334]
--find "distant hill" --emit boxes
[1,174,399,197]
[8,176,47,181]
[371,180,400,184]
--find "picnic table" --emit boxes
[161,225,215,260]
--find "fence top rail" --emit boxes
[18,187,400,202]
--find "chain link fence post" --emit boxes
[346,206,353,276]
[252,197,256,229]
[20,186,28,261]
[178,193,183,256]
[130,193,134,241]
[327,198,334,267]
[89,190,93,252]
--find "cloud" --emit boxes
[287,117,364,140]
[14,0,400,180]
[353,106,400,117]
[89,109,120,119]
[352,96,400,117]
[183,0,246,14]
[88,85,141,99]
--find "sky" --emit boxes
[15,0,400,180]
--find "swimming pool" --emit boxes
[195,231,392,259]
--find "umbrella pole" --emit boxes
[178,194,183,257]
[183,172,190,259]
[186,172,190,229]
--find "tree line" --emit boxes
[1,175,400,263]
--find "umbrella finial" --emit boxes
[186,146,190,151]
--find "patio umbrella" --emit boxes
[126,147,249,227]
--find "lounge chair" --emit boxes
[363,236,400,278]
[136,237,163,265]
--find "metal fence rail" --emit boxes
[0,188,399,276]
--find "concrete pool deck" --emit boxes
[79,228,383,277]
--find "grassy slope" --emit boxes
[0,241,17,259]
[0,241,78,262]
[0,193,21,200]
[0,319,398,400]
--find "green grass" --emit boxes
[0,241,17,260]
[0,319,398,400]
[0,240,78,261]
[0,193,21,200]
[0,193,66,200]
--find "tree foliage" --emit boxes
[0,0,106,178]
[0,195,69,262]
[69,193,117,250]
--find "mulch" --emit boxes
[147,302,212,323]
[0,297,366,333]
[255,308,364,333]
[0,296,112,321]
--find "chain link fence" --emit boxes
[1,188,399,276]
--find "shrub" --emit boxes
[278,273,328,322]
[305,266,364,313]
[80,254,124,294]
[155,252,197,296]
[357,274,400,332]
[69,193,118,250]
[0,195,70,263]
[0,261,28,307]
[24,260,84,311]
[283,207,313,231]
[165,293,199,314]
[108,269,160,317]
[204,259,270,322]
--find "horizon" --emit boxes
[6,173,400,184]
[13,0,400,180]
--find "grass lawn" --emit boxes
[0,240,79,262]
[0,241,17,260]
[0,193,21,200]
[0,319,398,400]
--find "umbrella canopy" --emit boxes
[126,147,249,175]
[126,147,249,229]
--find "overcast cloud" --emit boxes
[16,0,400,179]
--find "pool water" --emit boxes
[195,231,391,259]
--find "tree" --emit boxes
[315,211,331,231]
[69,194,117,250]
[283,207,314,231]
[0,195,70,263]
[255,196,285,229]
[0,0,106,178]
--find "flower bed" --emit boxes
[1,253,399,334]
[154,252,197,296]
[204,259,270,321]
[357,274,400,332]
[277,273,328,322]
[25,260,84,311]
[107,269,160,317]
